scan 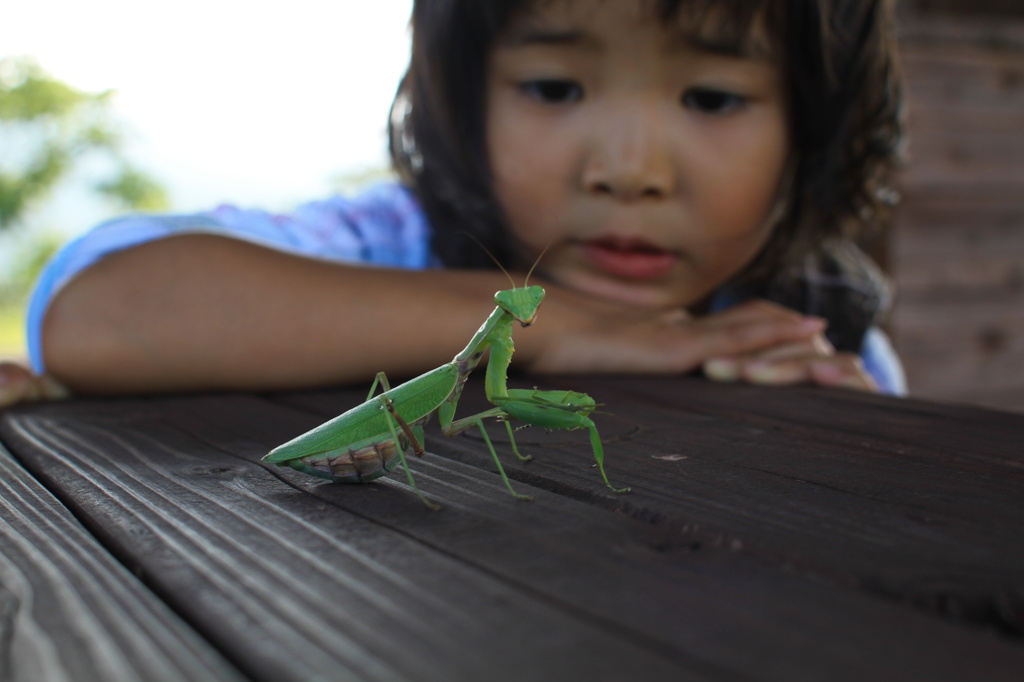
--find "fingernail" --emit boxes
[745,360,776,383]
[704,358,739,381]
[799,317,827,333]
[813,362,843,381]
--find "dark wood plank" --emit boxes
[0,399,692,682]
[0,442,244,682]
[411,375,1024,640]
[4,384,1023,681]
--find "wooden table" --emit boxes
[1,375,1022,681]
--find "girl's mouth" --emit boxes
[579,238,678,280]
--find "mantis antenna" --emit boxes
[461,231,517,289]
[524,240,554,287]
[461,231,553,288]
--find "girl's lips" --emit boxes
[579,238,678,280]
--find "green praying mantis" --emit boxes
[263,275,629,509]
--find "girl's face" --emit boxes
[486,0,790,309]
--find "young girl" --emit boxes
[8,0,906,406]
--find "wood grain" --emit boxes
[427,375,1024,638]
[3,379,1023,681]
[0,443,243,682]
[1,397,690,682]
[891,15,1024,411]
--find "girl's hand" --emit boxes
[703,327,879,393]
[0,361,70,409]
[519,295,834,377]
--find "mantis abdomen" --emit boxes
[283,425,425,483]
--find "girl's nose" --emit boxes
[581,109,676,201]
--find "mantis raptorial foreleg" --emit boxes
[495,388,627,494]
[502,421,534,462]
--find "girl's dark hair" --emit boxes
[388,0,904,277]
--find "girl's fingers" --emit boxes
[810,356,878,392]
[0,361,70,408]
[744,357,818,386]
[706,352,820,386]
[698,319,831,381]
[528,292,843,378]
[704,334,834,380]
[756,333,835,361]
[706,315,827,357]
[0,362,32,407]
[35,374,71,400]
[689,300,829,360]
[706,350,878,393]
[679,317,825,373]
[525,295,829,374]
[702,324,878,393]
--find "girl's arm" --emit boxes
[41,234,828,394]
[42,234,506,393]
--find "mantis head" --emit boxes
[495,286,546,327]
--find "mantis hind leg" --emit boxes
[371,370,427,458]
[379,395,440,510]
[366,371,392,401]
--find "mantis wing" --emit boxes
[263,365,460,463]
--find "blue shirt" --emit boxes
[27,181,906,395]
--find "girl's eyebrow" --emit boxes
[497,28,592,49]
[676,34,771,62]
[498,25,770,62]
[496,19,773,62]
[667,21,775,61]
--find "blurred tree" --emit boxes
[0,56,168,232]
[330,164,395,195]
[0,231,60,307]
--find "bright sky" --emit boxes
[1,0,413,231]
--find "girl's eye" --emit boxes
[520,79,583,104]
[682,88,747,115]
